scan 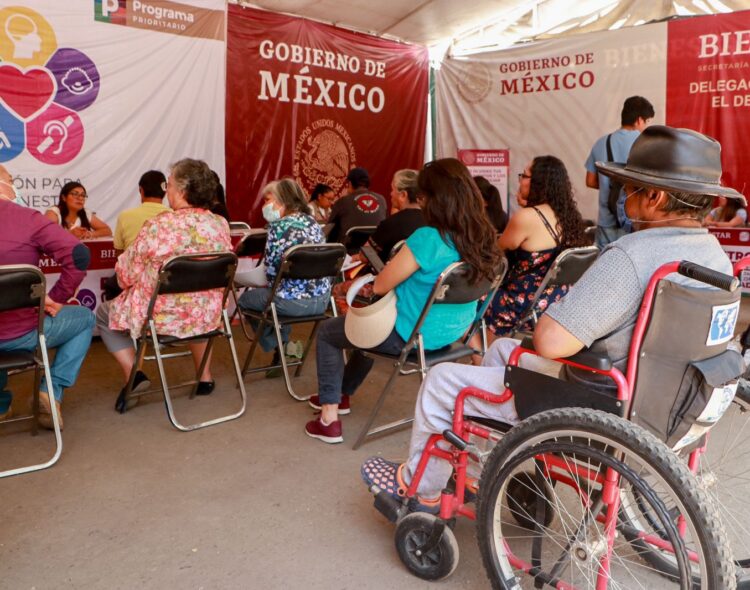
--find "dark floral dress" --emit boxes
[486,247,569,336]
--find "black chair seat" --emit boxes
[0,350,37,371]
[241,309,330,326]
[157,329,225,345]
[367,342,475,366]
[465,415,514,434]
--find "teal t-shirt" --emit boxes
[395,226,476,350]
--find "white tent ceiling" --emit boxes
[234,0,748,57]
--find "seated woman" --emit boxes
[474,175,508,234]
[305,158,502,443]
[45,182,112,239]
[237,178,330,361]
[95,159,231,399]
[705,196,747,227]
[309,183,335,224]
[483,156,587,344]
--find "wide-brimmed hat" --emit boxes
[595,125,746,204]
[344,274,397,349]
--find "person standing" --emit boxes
[585,96,654,248]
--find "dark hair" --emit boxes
[347,167,370,189]
[210,170,230,221]
[310,183,333,202]
[138,170,166,199]
[526,156,587,249]
[621,96,655,126]
[58,182,91,230]
[715,197,742,222]
[418,158,502,284]
[169,158,218,209]
[473,175,508,233]
[276,178,311,215]
[659,190,715,220]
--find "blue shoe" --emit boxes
[361,457,440,514]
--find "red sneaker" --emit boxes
[308,394,351,415]
[304,417,343,444]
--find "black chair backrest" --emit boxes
[278,243,346,281]
[235,230,268,258]
[0,265,45,313]
[229,221,251,233]
[344,226,377,251]
[157,252,238,295]
[630,278,743,449]
[543,246,599,290]
[434,260,506,305]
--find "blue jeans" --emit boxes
[238,288,330,352]
[0,305,95,407]
[316,315,406,405]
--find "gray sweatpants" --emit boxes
[403,337,561,497]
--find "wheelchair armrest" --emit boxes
[519,336,612,372]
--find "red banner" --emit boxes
[667,11,750,198]
[226,6,429,226]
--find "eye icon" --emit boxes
[61,67,93,95]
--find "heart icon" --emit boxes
[0,65,56,120]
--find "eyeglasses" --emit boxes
[69,191,87,199]
[518,173,532,181]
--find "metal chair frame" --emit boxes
[118,252,247,432]
[352,258,508,449]
[238,243,346,401]
[229,221,251,233]
[511,245,599,334]
[0,264,62,478]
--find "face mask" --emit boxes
[0,180,21,204]
[262,202,281,223]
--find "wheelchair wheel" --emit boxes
[505,470,555,530]
[476,408,736,589]
[692,396,750,587]
[394,512,459,581]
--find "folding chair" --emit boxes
[234,229,267,258]
[343,225,377,253]
[116,252,247,432]
[0,265,62,477]
[239,243,346,401]
[229,221,251,233]
[510,245,598,335]
[352,258,508,449]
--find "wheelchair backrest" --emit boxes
[629,278,743,450]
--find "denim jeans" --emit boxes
[0,305,95,406]
[238,288,330,352]
[316,315,406,405]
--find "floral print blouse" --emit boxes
[110,208,232,338]
[264,212,330,300]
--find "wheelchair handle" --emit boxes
[677,261,739,292]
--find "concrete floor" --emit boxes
[3,301,750,589]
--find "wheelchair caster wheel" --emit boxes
[506,471,554,530]
[394,513,459,581]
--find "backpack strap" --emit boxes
[605,133,614,162]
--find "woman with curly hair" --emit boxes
[305,158,503,443]
[482,155,587,346]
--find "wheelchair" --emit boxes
[368,260,745,588]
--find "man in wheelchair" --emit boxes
[362,125,745,511]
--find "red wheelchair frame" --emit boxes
[402,260,740,587]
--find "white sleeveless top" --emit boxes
[47,205,91,228]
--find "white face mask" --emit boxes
[262,202,281,223]
[0,179,21,204]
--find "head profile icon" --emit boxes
[5,13,41,60]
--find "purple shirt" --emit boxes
[0,200,89,341]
